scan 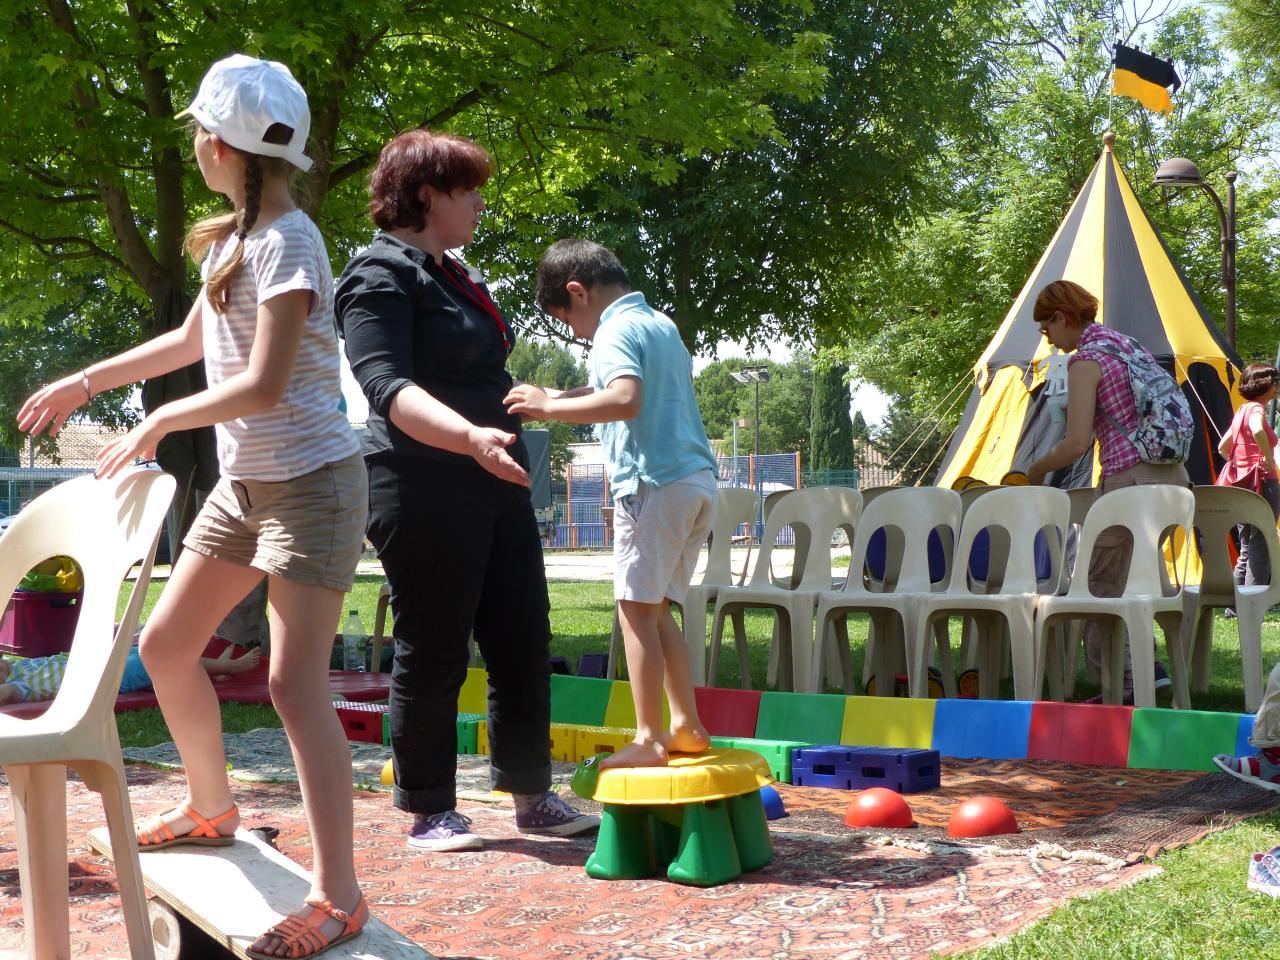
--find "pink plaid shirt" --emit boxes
[1069,324,1141,477]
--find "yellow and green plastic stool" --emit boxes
[571,748,774,886]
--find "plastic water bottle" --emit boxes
[342,610,367,672]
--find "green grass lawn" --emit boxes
[113,574,1280,957]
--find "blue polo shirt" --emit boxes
[590,292,717,499]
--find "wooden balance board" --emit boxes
[88,827,429,960]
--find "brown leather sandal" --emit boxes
[246,895,368,959]
[136,802,238,850]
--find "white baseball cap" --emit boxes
[178,54,313,172]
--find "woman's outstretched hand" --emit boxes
[467,426,530,487]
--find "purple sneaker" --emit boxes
[515,791,600,837]
[407,810,482,851]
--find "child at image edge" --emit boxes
[505,239,717,768]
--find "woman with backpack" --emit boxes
[1025,279,1192,703]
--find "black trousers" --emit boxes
[366,458,552,814]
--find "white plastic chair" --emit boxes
[915,487,1069,701]
[1054,486,1098,697]
[1182,485,1280,712]
[673,487,760,686]
[710,487,862,692]
[814,487,962,698]
[0,468,175,960]
[1035,484,1194,708]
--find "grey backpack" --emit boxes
[1084,333,1193,464]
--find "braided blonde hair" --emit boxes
[185,130,293,313]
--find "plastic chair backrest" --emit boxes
[1191,485,1280,594]
[1068,484,1194,598]
[0,469,176,729]
[847,487,961,595]
[948,486,1069,595]
[746,486,859,591]
[699,487,760,587]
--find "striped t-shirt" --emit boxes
[201,209,359,481]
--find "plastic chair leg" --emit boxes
[731,610,750,690]
[606,605,624,680]
[75,758,156,960]
[678,595,708,687]
[1190,610,1214,693]
[1159,610,1192,710]
[1129,608,1159,709]
[932,617,958,698]
[1061,619,1085,698]
[1236,602,1267,713]
[1007,606,1037,701]
[8,763,71,960]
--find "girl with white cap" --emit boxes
[17,54,368,958]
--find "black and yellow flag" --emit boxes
[1112,43,1181,113]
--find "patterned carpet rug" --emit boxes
[2,736,1277,959]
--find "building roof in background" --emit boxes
[854,440,896,488]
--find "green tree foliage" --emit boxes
[515,0,1010,351]
[808,360,854,472]
[836,1,1280,439]
[873,398,950,487]
[0,0,828,452]
[693,355,813,463]
[851,410,871,440]
[506,335,591,478]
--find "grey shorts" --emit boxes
[184,453,368,593]
[613,470,717,604]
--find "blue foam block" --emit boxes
[791,744,940,793]
[932,698,1032,760]
[1236,713,1259,758]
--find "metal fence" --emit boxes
[550,452,802,549]
[0,438,97,518]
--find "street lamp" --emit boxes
[1153,156,1237,348]
[731,365,771,538]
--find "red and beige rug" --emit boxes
[0,754,1275,959]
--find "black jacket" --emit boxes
[335,232,526,468]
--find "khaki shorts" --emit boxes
[184,453,368,592]
[613,470,717,604]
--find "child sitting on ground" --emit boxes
[0,642,261,704]
[505,238,717,768]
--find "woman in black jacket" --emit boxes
[336,128,597,850]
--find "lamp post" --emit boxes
[1153,156,1237,348]
[731,365,771,539]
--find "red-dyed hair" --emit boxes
[368,128,493,231]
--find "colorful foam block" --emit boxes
[755,692,845,744]
[602,681,671,729]
[693,687,762,738]
[456,712,485,755]
[1027,702,1132,767]
[332,701,388,744]
[550,723,579,762]
[550,674,613,726]
[574,725,638,762]
[1236,714,1259,759]
[931,699,1032,759]
[457,667,489,715]
[476,719,489,755]
[791,745,940,793]
[1127,708,1241,772]
[711,736,807,783]
[841,696,936,750]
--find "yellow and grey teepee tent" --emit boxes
[938,133,1243,490]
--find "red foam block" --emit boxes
[1026,701,1133,767]
[693,686,762,738]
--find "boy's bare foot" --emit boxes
[599,739,669,769]
[665,724,711,755]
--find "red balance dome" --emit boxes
[947,796,1019,837]
[844,787,915,829]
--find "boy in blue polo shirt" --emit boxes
[505,238,717,768]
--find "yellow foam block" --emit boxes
[602,681,670,728]
[841,696,936,749]
[593,748,772,805]
[476,719,489,755]
[574,725,637,762]
[549,723,578,762]
[457,667,489,715]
